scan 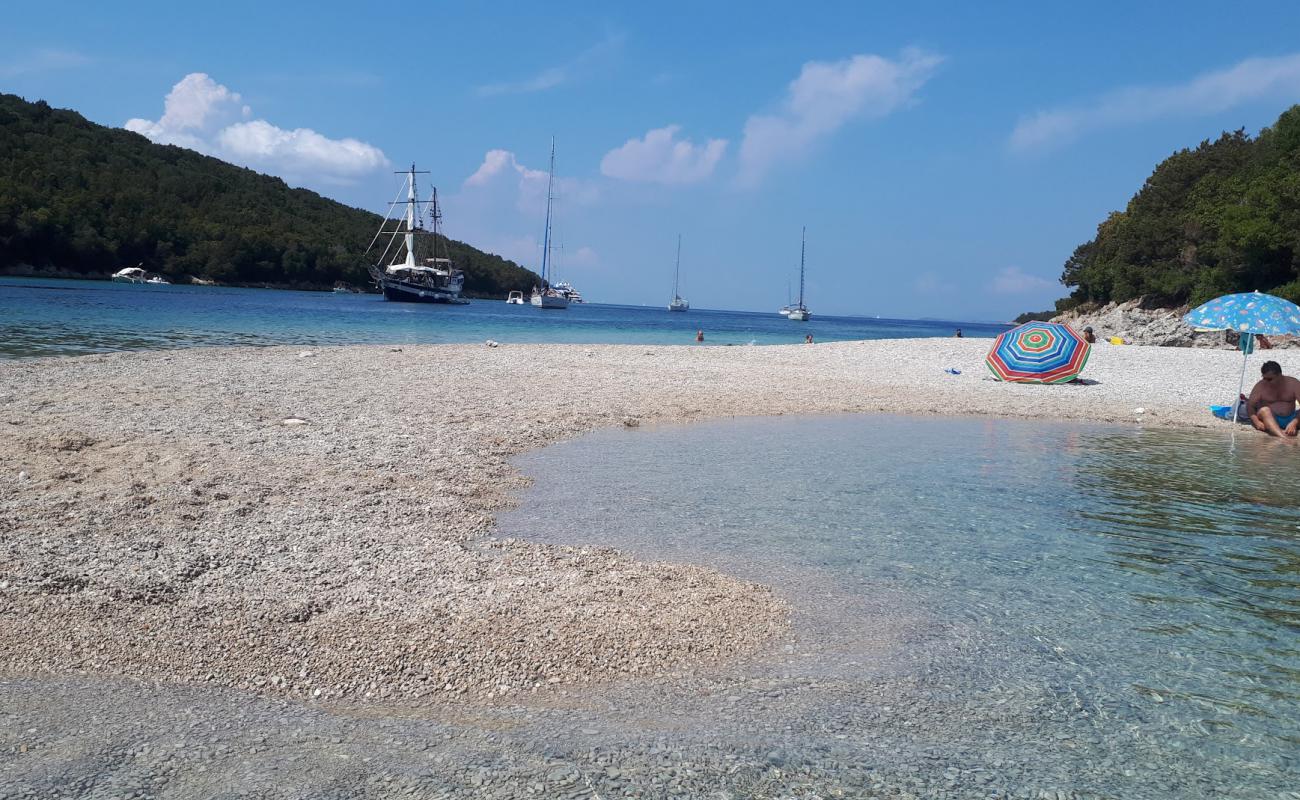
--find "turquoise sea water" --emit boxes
[0,277,1010,358]
[498,415,1300,797]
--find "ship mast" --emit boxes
[797,226,806,309]
[540,139,556,285]
[673,234,682,299]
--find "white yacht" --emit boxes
[145,275,171,285]
[786,227,811,322]
[552,281,584,303]
[530,140,569,309]
[366,165,468,304]
[111,265,146,283]
[505,290,525,305]
[668,235,688,312]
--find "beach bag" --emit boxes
[1210,396,1251,423]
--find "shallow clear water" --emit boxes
[0,277,1009,358]
[497,415,1300,796]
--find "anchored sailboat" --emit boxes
[668,234,689,312]
[531,140,569,309]
[787,227,811,321]
[367,164,467,304]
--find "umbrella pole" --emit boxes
[1232,346,1250,422]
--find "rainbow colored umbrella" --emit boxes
[986,322,1091,384]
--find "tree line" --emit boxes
[1051,105,1300,313]
[0,93,540,296]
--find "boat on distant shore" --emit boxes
[111,265,146,284]
[145,275,170,285]
[668,235,688,312]
[786,227,811,322]
[531,140,569,310]
[552,281,584,303]
[506,290,525,305]
[367,164,468,305]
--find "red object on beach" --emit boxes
[985,322,1091,384]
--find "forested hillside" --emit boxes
[0,93,540,295]
[1056,105,1300,311]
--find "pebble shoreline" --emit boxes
[2,339,1296,798]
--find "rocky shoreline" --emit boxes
[1051,298,1299,348]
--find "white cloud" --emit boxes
[476,33,623,96]
[991,266,1056,295]
[1010,53,1300,153]
[124,73,388,185]
[452,150,600,276]
[600,125,728,184]
[0,48,90,78]
[461,148,598,214]
[738,48,943,186]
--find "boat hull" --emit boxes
[531,293,569,309]
[668,303,688,312]
[787,309,810,321]
[381,281,469,304]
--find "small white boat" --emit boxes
[530,140,569,310]
[112,266,146,284]
[506,290,525,305]
[786,227,811,322]
[668,234,689,312]
[145,275,171,285]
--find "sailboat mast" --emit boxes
[404,164,418,267]
[540,139,556,284]
[798,226,806,307]
[673,234,682,297]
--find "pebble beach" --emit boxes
[2,338,1295,798]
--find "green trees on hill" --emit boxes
[1058,105,1300,311]
[0,94,540,295]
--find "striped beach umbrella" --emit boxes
[986,322,1091,384]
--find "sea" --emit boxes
[0,277,1010,358]
[497,415,1300,797]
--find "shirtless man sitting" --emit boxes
[1248,360,1300,439]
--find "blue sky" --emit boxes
[4,1,1300,320]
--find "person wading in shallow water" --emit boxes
[1248,360,1300,439]
[695,330,704,343]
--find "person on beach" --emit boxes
[805,333,814,344]
[953,328,962,338]
[695,330,704,343]
[1248,361,1300,439]
[1082,326,1096,344]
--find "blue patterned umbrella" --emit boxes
[1183,291,1300,335]
[1182,291,1300,420]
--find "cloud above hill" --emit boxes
[125,73,389,184]
[1010,53,1300,153]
